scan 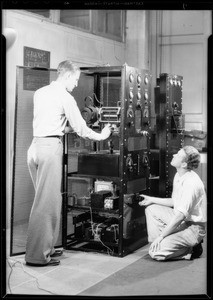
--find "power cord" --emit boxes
[6,258,58,295]
[89,207,114,255]
[92,93,103,106]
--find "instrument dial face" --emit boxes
[137,91,141,100]
[137,74,142,84]
[144,76,149,84]
[129,90,134,99]
[144,92,149,100]
[128,110,133,118]
[129,73,134,83]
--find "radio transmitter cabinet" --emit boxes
[62,64,151,257]
[154,73,184,197]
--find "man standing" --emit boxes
[139,145,207,261]
[25,60,111,266]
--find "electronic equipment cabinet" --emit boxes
[154,73,184,197]
[62,64,152,257]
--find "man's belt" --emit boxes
[35,135,63,140]
[44,135,63,139]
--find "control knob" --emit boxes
[126,155,134,172]
[140,130,149,136]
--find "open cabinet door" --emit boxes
[10,66,61,255]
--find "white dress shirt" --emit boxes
[33,81,105,141]
[172,170,207,223]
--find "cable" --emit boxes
[92,93,103,106]
[7,259,17,294]
[6,258,58,295]
[89,207,114,256]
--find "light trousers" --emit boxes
[145,204,206,261]
[25,137,63,264]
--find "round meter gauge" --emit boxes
[127,107,134,118]
[137,74,142,84]
[129,90,134,99]
[144,92,149,100]
[129,73,134,83]
[144,75,149,84]
[137,91,141,100]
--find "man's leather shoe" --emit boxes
[50,250,63,257]
[191,242,203,260]
[26,259,60,267]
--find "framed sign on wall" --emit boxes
[24,46,50,68]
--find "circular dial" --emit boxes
[144,75,149,84]
[144,92,149,100]
[137,91,141,100]
[128,110,133,118]
[127,107,134,118]
[137,74,142,84]
[129,73,134,83]
[129,90,134,99]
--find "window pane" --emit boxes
[106,11,122,37]
[94,10,122,39]
[60,10,90,31]
[25,10,50,18]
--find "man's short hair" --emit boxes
[182,145,200,170]
[57,60,80,77]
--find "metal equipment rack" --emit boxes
[62,64,152,257]
[153,73,184,197]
